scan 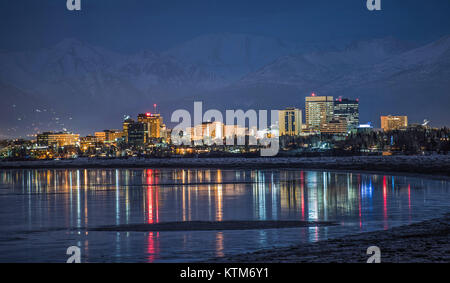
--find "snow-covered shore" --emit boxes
[1,155,450,176]
[215,213,450,263]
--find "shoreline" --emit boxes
[214,213,450,263]
[1,155,449,178]
[88,220,337,232]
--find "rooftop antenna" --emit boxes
[153,104,157,114]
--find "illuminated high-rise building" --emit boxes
[149,114,162,139]
[127,122,147,146]
[333,98,359,132]
[305,93,334,131]
[278,108,302,136]
[381,115,408,132]
[122,118,134,143]
[138,113,163,139]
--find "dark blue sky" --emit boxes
[1,0,449,52]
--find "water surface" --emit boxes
[0,168,449,262]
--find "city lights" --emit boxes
[1,92,445,161]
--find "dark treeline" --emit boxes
[1,127,449,160]
[280,127,450,155]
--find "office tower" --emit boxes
[127,122,147,146]
[138,113,163,139]
[305,94,334,131]
[334,98,359,132]
[278,107,302,136]
[381,115,408,131]
[122,118,135,143]
[149,114,162,139]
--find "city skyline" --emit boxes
[18,93,422,158]
[9,92,424,141]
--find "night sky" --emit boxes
[1,0,449,53]
[0,0,450,136]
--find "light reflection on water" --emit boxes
[0,168,449,262]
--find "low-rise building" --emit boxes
[320,118,348,134]
[381,115,408,131]
[37,132,80,147]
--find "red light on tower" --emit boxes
[311,92,316,97]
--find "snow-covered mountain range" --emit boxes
[165,33,309,82]
[0,33,449,136]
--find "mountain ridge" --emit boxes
[0,34,449,137]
